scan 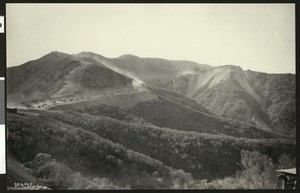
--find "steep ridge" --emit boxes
[76,52,146,91]
[76,52,211,88]
[170,65,295,134]
[109,55,211,87]
[171,66,269,129]
[173,65,260,102]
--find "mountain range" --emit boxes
[7,51,295,135]
[7,51,295,189]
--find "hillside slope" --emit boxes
[75,52,295,135]
[169,66,295,134]
[7,52,135,108]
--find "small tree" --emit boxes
[169,169,194,189]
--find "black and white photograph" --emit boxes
[4,3,296,190]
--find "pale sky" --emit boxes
[6,4,295,73]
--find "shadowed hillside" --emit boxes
[7,110,294,186]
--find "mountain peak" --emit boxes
[48,51,69,56]
[34,51,72,63]
[118,54,140,59]
[77,51,98,56]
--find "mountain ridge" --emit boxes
[7,51,295,135]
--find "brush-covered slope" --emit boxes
[170,65,295,135]
[245,70,295,135]
[7,52,135,108]
[7,109,294,185]
[7,110,190,189]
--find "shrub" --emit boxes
[238,150,278,189]
[276,153,296,169]
[29,154,121,189]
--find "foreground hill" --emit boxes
[7,110,185,189]
[7,109,294,188]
